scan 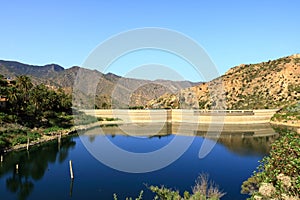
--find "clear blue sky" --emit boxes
[0,0,299,81]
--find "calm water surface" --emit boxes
[0,123,278,200]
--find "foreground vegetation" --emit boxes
[241,129,300,199]
[114,174,225,200]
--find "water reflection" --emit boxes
[0,137,76,200]
[0,123,279,200]
[84,122,278,156]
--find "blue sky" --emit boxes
[0,0,299,81]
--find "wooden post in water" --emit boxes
[69,160,74,179]
[16,164,19,173]
[26,138,29,151]
[58,133,62,144]
[58,133,62,151]
[69,179,74,197]
[1,155,3,163]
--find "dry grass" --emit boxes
[193,173,226,199]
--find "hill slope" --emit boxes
[0,60,199,108]
[0,60,64,78]
[147,54,300,109]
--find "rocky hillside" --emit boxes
[0,60,64,78]
[0,60,199,108]
[147,54,300,109]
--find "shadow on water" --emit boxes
[0,137,76,200]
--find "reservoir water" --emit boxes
[0,123,278,200]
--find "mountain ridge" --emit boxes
[0,59,200,108]
[147,54,300,109]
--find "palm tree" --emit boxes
[15,76,33,112]
[16,76,33,93]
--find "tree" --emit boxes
[15,76,33,112]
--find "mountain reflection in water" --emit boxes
[84,122,278,156]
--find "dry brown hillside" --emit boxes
[147,54,300,109]
[0,60,199,109]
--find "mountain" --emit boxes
[0,60,64,78]
[72,68,200,109]
[147,54,300,109]
[0,60,199,108]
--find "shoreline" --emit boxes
[270,121,300,128]
[2,121,107,153]
[2,120,299,154]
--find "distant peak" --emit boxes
[44,64,64,71]
[105,72,121,78]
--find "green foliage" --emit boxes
[2,75,72,128]
[241,130,300,199]
[105,117,121,121]
[113,191,144,200]
[27,131,41,140]
[0,135,9,148]
[113,174,224,200]
[11,135,28,146]
[150,186,181,199]
[74,113,98,125]
[198,100,208,109]
[0,75,73,149]
[97,117,104,121]
[44,126,64,134]
[149,174,225,200]
[0,128,41,147]
[271,102,300,122]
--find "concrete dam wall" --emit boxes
[80,109,278,125]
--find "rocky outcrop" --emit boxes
[147,54,300,110]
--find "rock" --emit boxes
[277,174,292,187]
[258,183,276,197]
[254,195,262,200]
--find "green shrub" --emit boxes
[105,117,120,121]
[44,126,64,134]
[74,114,98,125]
[97,117,104,121]
[28,131,41,140]
[242,131,300,199]
[11,135,28,146]
[113,191,143,200]
[0,136,9,148]
[113,174,224,200]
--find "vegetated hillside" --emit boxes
[147,54,300,109]
[0,60,199,108]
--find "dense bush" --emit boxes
[11,135,28,146]
[1,75,72,128]
[241,130,300,199]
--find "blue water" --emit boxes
[0,126,277,200]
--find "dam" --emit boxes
[80,109,279,125]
